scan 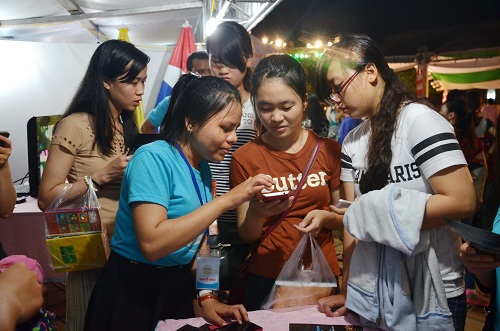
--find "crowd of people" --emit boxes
[0,26,499,331]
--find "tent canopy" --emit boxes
[388,49,500,91]
[0,0,283,46]
[428,55,500,90]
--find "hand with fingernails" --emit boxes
[90,152,131,188]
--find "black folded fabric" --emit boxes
[445,216,500,258]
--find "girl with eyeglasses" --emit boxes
[315,33,476,331]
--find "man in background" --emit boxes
[141,51,210,133]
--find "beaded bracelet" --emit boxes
[198,293,218,307]
[83,175,99,192]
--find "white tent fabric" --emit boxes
[428,56,500,90]
[389,55,500,91]
[0,0,204,46]
[0,0,283,46]
[389,62,417,73]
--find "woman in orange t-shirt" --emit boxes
[230,54,343,310]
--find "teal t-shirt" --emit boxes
[147,96,171,127]
[111,140,212,266]
[494,207,500,330]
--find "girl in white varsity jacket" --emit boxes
[314,33,476,331]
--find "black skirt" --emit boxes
[84,251,195,331]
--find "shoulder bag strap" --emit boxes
[255,137,324,248]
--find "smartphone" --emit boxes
[176,325,199,331]
[261,190,290,202]
[213,322,263,331]
[0,131,9,148]
[335,199,352,208]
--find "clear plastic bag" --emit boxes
[44,183,107,272]
[262,233,338,309]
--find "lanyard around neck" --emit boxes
[175,143,212,246]
[174,143,204,207]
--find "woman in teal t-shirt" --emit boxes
[84,75,274,331]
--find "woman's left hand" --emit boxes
[201,299,249,326]
[459,242,500,274]
[294,209,332,236]
[248,196,291,219]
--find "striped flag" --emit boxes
[117,27,145,131]
[155,22,196,106]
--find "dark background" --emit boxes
[253,0,500,56]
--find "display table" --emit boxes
[0,196,65,281]
[156,305,377,330]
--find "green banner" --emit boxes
[431,68,500,84]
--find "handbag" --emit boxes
[227,137,324,305]
[44,182,106,272]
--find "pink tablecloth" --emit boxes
[156,305,377,330]
[0,197,65,281]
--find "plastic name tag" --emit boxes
[196,251,221,290]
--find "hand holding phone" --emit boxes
[335,199,352,209]
[261,191,290,202]
[0,131,10,148]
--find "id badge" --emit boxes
[196,251,221,290]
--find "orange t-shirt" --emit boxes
[230,131,341,279]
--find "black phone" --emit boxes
[0,131,9,148]
[213,322,263,331]
[176,325,199,331]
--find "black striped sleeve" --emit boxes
[341,152,353,169]
[411,133,461,168]
[411,132,456,156]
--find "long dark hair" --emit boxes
[316,33,433,193]
[305,93,329,136]
[159,76,241,144]
[250,54,306,134]
[206,21,253,92]
[59,39,150,156]
[250,54,307,105]
[444,98,477,147]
